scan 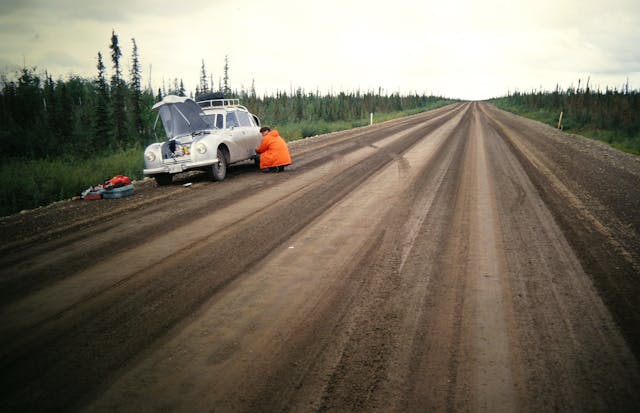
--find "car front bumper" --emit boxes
[143,159,219,176]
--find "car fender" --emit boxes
[189,133,220,162]
[218,133,247,163]
[143,142,164,169]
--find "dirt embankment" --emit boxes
[1,103,639,412]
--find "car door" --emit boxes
[226,111,259,162]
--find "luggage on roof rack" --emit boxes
[195,92,225,102]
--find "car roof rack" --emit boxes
[196,98,248,111]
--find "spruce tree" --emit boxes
[109,30,126,149]
[199,59,208,94]
[223,55,230,95]
[94,52,111,152]
[42,73,57,152]
[129,38,144,143]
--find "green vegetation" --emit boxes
[0,147,143,216]
[489,80,640,155]
[272,100,454,141]
[0,32,455,217]
[5,37,638,219]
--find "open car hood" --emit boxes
[153,95,212,139]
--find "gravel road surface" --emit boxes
[1,102,639,412]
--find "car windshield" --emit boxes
[157,100,213,139]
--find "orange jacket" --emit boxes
[256,130,292,169]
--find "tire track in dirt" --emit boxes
[2,102,639,412]
[307,105,474,413]
[0,105,463,304]
[0,105,463,411]
[83,103,473,413]
[453,106,517,411]
[478,105,640,411]
[0,106,462,346]
[480,103,640,359]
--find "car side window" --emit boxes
[236,111,253,127]
[204,114,223,129]
[205,113,224,129]
[226,113,239,128]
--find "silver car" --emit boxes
[143,94,262,185]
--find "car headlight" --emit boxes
[145,151,156,162]
[196,142,207,154]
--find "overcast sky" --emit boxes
[1,0,638,100]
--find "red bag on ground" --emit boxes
[104,175,131,189]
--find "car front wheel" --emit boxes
[209,149,227,181]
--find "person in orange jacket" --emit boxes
[255,126,292,172]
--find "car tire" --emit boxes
[154,173,172,186]
[209,149,227,181]
[253,154,260,169]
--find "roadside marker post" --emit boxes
[557,111,564,129]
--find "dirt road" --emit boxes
[1,102,639,412]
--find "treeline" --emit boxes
[1,32,451,162]
[1,32,157,160]
[0,66,449,161]
[490,79,639,151]
[0,31,455,217]
[197,58,451,133]
[242,88,448,135]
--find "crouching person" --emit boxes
[255,126,292,172]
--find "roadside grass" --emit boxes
[0,101,455,218]
[491,100,640,156]
[0,147,144,217]
[277,100,455,141]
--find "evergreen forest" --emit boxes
[1,32,638,218]
[490,79,639,155]
[0,32,453,217]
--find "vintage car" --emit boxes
[143,94,262,185]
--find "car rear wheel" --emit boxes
[209,149,227,181]
[154,173,172,186]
